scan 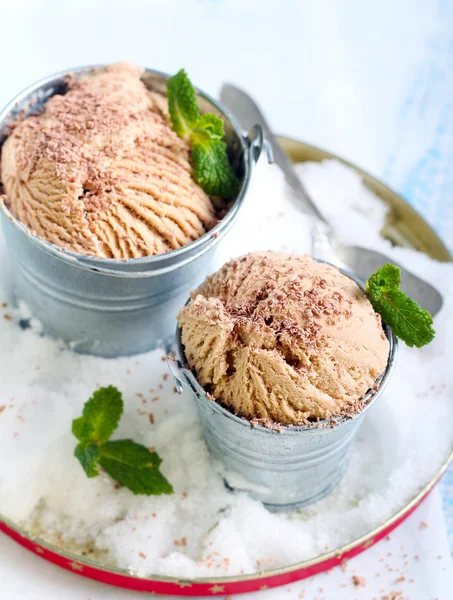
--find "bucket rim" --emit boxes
[172,260,398,435]
[0,65,255,272]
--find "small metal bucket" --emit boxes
[0,66,264,357]
[169,270,398,510]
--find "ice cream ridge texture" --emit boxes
[0,63,216,258]
[178,252,390,425]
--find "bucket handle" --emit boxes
[167,356,195,395]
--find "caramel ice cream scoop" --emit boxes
[1,63,216,258]
[178,252,389,424]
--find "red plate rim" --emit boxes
[1,451,451,596]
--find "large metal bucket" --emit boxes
[169,268,398,510]
[0,66,264,357]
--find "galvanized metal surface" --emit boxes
[170,267,398,510]
[0,67,264,358]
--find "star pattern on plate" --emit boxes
[208,584,225,594]
[260,585,269,590]
[363,537,375,549]
[69,561,84,572]
[178,581,193,588]
[34,546,44,555]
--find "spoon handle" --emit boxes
[220,83,330,226]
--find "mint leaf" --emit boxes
[101,439,162,468]
[367,263,400,300]
[166,70,239,198]
[72,416,94,442]
[99,440,173,496]
[167,69,200,137]
[192,135,239,197]
[75,443,100,478]
[195,113,224,139]
[73,386,123,445]
[100,458,173,495]
[366,263,435,348]
[72,388,173,495]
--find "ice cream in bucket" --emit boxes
[0,65,264,357]
[169,253,398,510]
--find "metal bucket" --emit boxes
[169,269,398,510]
[0,66,264,358]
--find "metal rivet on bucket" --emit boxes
[169,266,398,510]
[0,66,266,358]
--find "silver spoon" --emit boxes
[220,83,443,317]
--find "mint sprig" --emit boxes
[72,386,123,445]
[72,386,173,495]
[366,264,435,348]
[167,69,239,198]
[191,132,239,197]
[167,69,200,137]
